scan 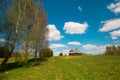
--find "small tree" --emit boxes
[59,52,63,56]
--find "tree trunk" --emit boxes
[34,49,37,64]
[25,48,28,66]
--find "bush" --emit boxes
[59,52,63,56]
[0,46,9,58]
[39,48,53,58]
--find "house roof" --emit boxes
[69,49,80,54]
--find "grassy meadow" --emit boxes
[0,55,120,80]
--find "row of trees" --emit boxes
[104,45,120,55]
[12,47,53,65]
[0,46,53,58]
[0,0,51,70]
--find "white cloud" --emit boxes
[110,29,120,39]
[49,44,67,49]
[0,39,5,42]
[82,44,110,54]
[62,50,69,55]
[107,2,120,14]
[63,22,88,34]
[112,36,118,40]
[47,24,64,41]
[99,19,120,32]
[68,41,81,46]
[78,6,82,11]
[52,49,69,56]
[52,50,60,56]
[82,44,97,50]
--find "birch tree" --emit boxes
[0,0,48,69]
[29,2,48,64]
[0,0,22,69]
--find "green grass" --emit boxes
[0,55,120,80]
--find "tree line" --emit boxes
[0,0,53,70]
[104,45,120,56]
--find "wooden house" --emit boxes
[69,48,81,56]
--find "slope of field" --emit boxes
[0,56,120,80]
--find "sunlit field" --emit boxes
[0,55,120,80]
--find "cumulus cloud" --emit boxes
[78,6,82,11]
[63,22,88,34]
[82,44,97,50]
[110,30,120,40]
[68,41,81,46]
[47,24,64,41]
[82,44,110,54]
[99,19,120,32]
[49,44,67,49]
[107,2,120,14]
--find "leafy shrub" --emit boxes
[0,46,9,58]
[39,48,53,58]
[59,52,63,56]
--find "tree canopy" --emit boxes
[0,0,48,69]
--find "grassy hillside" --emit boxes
[0,56,120,80]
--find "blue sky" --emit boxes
[41,0,120,55]
[0,0,120,55]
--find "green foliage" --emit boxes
[0,46,9,58]
[105,45,120,55]
[39,48,53,58]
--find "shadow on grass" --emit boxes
[0,58,48,73]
